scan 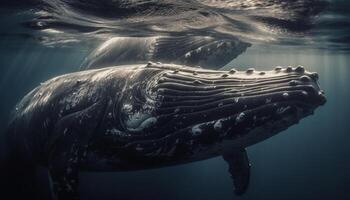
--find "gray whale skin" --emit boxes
[6,62,326,200]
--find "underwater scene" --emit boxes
[0,0,349,200]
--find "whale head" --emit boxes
[115,63,326,158]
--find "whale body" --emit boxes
[5,63,326,199]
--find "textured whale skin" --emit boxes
[6,63,326,199]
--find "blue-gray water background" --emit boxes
[0,1,350,200]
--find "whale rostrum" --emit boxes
[7,62,326,199]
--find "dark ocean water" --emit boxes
[0,0,350,200]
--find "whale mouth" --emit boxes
[216,100,315,148]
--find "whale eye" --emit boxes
[119,85,159,132]
[122,104,133,113]
[121,104,158,132]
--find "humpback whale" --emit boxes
[5,62,326,200]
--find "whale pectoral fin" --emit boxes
[48,124,84,200]
[81,36,250,70]
[48,101,105,200]
[49,155,80,200]
[222,148,251,195]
